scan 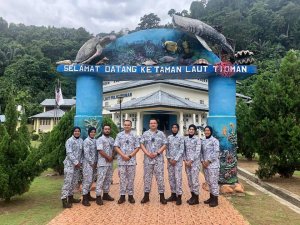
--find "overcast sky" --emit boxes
[0,0,194,35]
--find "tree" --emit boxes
[168,9,176,17]
[190,1,207,19]
[239,50,300,179]
[39,108,76,175]
[0,96,43,201]
[236,100,256,160]
[137,13,161,30]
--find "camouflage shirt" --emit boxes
[183,136,201,163]
[64,136,83,166]
[201,136,220,169]
[140,129,167,165]
[166,133,184,162]
[83,136,97,166]
[114,131,140,166]
[96,135,114,167]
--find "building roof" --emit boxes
[40,99,76,106]
[103,80,250,100]
[30,109,65,118]
[109,90,209,111]
[0,115,5,122]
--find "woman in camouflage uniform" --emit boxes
[61,127,83,208]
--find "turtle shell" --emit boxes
[74,37,99,63]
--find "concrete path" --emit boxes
[48,151,248,225]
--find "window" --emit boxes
[185,97,190,100]
[105,102,110,107]
[200,100,204,104]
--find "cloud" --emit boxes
[0,0,193,35]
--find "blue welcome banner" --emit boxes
[57,64,257,80]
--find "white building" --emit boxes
[103,80,250,136]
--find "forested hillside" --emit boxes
[0,0,299,116]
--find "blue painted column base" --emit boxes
[75,75,103,139]
[208,77,238,184]
[208,116,238,184]
[74,115,102,139]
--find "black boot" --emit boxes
[103,193,114,201]
[82,194,91,207]
[189,194,199,205]
[88,192,96,201]
[209,195,218,207]
[96,195,103,205]
[118,195,126,204]
[166,193,177,202]
[62,198,72,208]
[187,192,194,204]
[176,195,182,205]
[141,192,150,204]
[68,195,81,203]
[204,193,213,204]
[128,195,135,204]
[160,193,167,205]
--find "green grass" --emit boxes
[0,171,64,225]
[294,171,300,177]
[229,180,300,225]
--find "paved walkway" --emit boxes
[48,152,248,225]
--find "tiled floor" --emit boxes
[48,151,248,225]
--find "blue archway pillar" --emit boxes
[208,76,238,184]
[75,74,103,139]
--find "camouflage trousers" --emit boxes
[96,166,113,196]
[82,161,96,195]
[61,163,80,199]
[185,163,200,195]
[167,160,183,195]
[118,165,136,195]
[144,162,165,193]
[204,168,220,196]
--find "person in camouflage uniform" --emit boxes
[95,124,115,205]
[140,118,168,205]
[184,124,202,205]
[201,126,220,207]
[61,126,83,208]
[114,120,140,204]
[166,123,184,205]
[82,127,98,206]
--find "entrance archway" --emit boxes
[57,21,256,184]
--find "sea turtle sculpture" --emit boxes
[74,35,116,64]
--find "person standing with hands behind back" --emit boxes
[61,127,83,208]
[201,126,220,207]
[95,124,115,205]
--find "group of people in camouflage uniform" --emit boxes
[61,118,220,208]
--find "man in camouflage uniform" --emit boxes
[95,124,115,205]
[114,120,140,204]
[201,126,220,207]
[166,123,184,205]
[184,124,202,205]
[82,127,98,206]
[140,118,168,205]
[61,127,83,208]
